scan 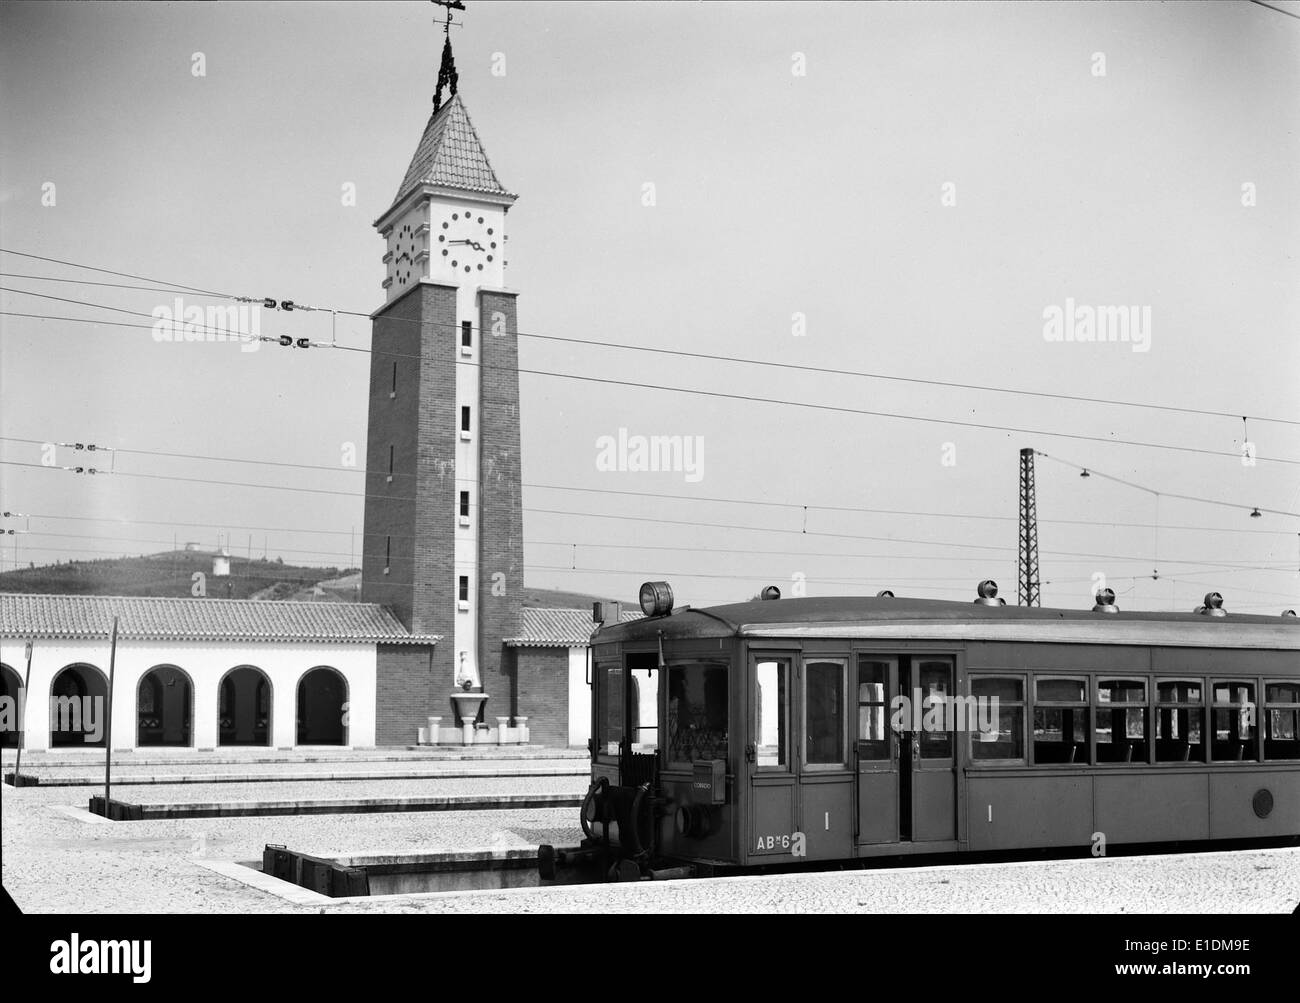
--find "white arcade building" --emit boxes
[0,594,438,751]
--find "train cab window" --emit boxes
[596,663,624,756]
[969,676,1024,762]
[857,658,890,761]
[1265,682,1300,761]
[1212,682,1258,762]
[1033,677,1090,764]
[805,658,846,767]
[627,654,660,754]
[754,658,789,769]
[1156,680,1205,763]
[1096,679,1149,763]
[666,662,728,765]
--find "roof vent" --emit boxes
[974,580,1005,606]
[1092,588,1119,613]
[1197,592,1227,617]
[876,590,895,599]
[760,586,781,601]
[592,601,621,624]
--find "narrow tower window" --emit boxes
[461,320,473,354]
[459,489,470,525]
[460,405,471,438]
[390,361,397,398]
[384,535,391,574]
[458,575,470,609]
[387,444,394,482]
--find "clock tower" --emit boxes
[362,82,524,743]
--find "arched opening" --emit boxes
[137,666,193,747]
[50,664,108,748]
[1,664,23,749]
[296,667,347,746]
[219,666,271,746]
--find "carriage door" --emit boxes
[907,656,958,842]
[856,655,957,844]
[747,653,796,859]
[855,656,899,844]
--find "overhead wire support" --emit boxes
[1018,447,1041,607]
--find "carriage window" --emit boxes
[627,654,659,754]
[1212,681,1258,762]
[596,663,623,756]
[970,676,1024,761]
[857,658,890,761]
[916,659,954,760]
[754,658,789,769]
[1096,679,1149,763]
[1156,680,1205,763]
[667,662,728,765]
[1033,677,1090,765]
[805,659,846,767]
[1265,683,1300,761]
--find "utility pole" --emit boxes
[1018,448,1041,607]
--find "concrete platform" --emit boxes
[92,792,584,819]
[1,746,588,768]
[7,763,590,787]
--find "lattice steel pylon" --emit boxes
[1018,447,1041,607]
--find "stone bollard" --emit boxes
[496,717,510,745]
[417,727,429,746]
[514,716,528,744]
[460,717,476,746]
[427,717,442,745]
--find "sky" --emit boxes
[1,0,1298,613]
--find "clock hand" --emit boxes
[448,239,485,251]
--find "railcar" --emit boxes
[538,581,1300,881]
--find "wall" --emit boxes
[362,281,458,699]
[0,638,377,751]
[513,645,570,748]
[374,644,436,746]
[475,287,524,694]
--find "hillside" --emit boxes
[0,552,631,608]
[0,550,354,601]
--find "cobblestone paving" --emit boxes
[3,770,1298,914]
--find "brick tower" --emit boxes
[362,90,523,742]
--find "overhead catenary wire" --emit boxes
[4,303,1300,468]
[5,245,1299,428]
[3,478,1293,571]
[3,434,1297,532]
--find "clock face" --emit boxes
[391,221,418,290]
[436,208,499,276]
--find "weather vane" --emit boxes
[431,0,465,112]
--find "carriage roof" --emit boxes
[596,596,1300,651]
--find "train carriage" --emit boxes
[539,581,1300,881]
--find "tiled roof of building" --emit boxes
[505,607,643,648]
[393,92,512,205]
[0,593,440,645]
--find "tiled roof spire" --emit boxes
[391,92,512,204]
